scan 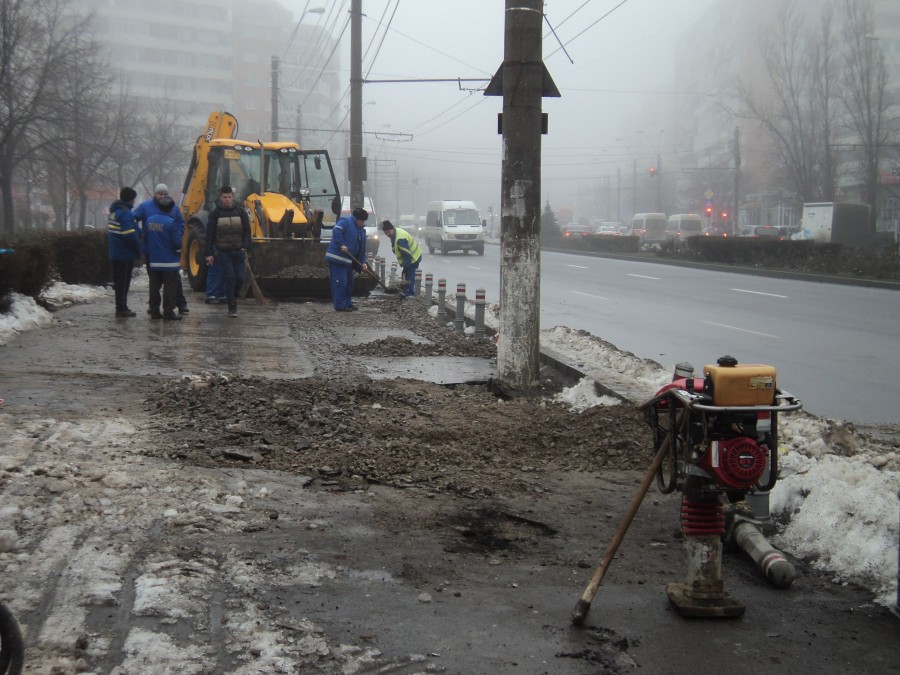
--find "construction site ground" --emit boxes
[0,285,897,674]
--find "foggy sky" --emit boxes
[302,0,716,219]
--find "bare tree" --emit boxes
[738,0,838,202]
[117,96,194,197]
[838,0,892,222]
[0,0,97,232]
[47,32,129,229]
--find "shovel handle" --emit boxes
[345,251,388,290]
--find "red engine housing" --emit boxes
[696,437,768,489]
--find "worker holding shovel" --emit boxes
[325,207,369,311]
[380,220,422,298]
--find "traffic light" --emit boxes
[649,166,657,177]
[705,205,713,216]
[720,211,728,220]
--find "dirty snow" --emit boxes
[0,280,897,674]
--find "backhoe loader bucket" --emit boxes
[249,239,377,299]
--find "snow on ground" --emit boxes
[2,283,899,614]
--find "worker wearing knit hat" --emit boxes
[133,182,190,315]
[108,187,142,317]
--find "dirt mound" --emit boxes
[146,374,653,498]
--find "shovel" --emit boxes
[345,251,400,294]
[244,257,270,305]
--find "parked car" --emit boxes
[596,225,619,236]
[739,225,784,239]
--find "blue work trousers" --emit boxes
[401,260,420,297]
[205,257,224,300]
[216,249,246,308]
[328,262,355,309]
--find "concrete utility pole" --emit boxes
[733,127,741,235]
[349,0,364,211]
[498,0,544,388]
[271,56,280,141]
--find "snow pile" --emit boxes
[0,292,54,345]
[1,282,110,345]
[553,376,622,412]
[40,281,109,310]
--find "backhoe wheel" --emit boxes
[186,229,208,292]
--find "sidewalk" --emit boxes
[0,284,897,674]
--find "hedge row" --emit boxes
[680,236,900,281]
[0,231,113,303]
[546,232,899,282]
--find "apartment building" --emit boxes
[74,0,342,145]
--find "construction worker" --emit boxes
[325,207,368,311]
[380,220,422,298]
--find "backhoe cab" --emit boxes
[180,111,361,299]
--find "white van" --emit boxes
[666,214,703,247]
[338,196,379,256]
[630,213,667,247]
[425,200,485,255]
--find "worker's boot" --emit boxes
[228,305,237,317]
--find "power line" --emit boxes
[547,0,633,59]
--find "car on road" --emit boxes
[339,196,380,256]
[666,214,703,248]
[561,223,596,238]
[596,225,620,236]
[702,226,729,237]
[739,225,784,239]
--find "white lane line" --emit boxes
[627,273,660,280]
[567,264,589,269]
[466,265,481,270]
[702,320,780,339]
[731,288,788,299]
[573,290,608,301]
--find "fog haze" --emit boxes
[320,0,717,220]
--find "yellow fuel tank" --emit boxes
[704,363,776,406]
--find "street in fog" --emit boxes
[420,244,900,426]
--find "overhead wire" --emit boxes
[295,1,347,67]
[546,0,633,59]
[299,12,351,109]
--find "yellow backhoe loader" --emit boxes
[179,111,376,298]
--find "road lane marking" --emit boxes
[702,320,779,338]
[731,288,788,298]
[573,290,608,301]
[567,264,589,269]
[627,273,660,280]
[466,266,481,270]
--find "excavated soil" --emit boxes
[144,294,653,499]
[146,375,653,499]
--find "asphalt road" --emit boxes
[412,242,900,427]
